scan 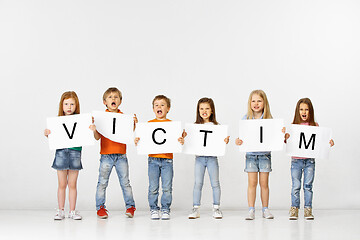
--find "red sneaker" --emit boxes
[125,206,136,218]
[97,206,108,219]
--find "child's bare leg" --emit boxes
[57,170,68,210]
[247,172,258,207]
[68,170,79,211]
[259,172,270,207]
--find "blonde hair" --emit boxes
[246,90,272,119]
[152,95,171,108]
[103,87,122,101]
[58,91,80,116]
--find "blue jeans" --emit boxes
[193,156,221,206]
[291,158,315,208]
[95,154,135,210]
[148,157,173,212]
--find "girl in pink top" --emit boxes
[285,98,334,220]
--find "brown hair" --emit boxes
[103,87,122,101]
[58,91,80,116]
[152,95,171,108]
[292,98,316,126]
[195,97,219,125]
[246,89,272,119]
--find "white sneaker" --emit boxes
[262,208,274,219]
[188,207,200,219]
[54,209,65,220]
[245,209,255,220]
[212,206,223,219]
[150,210,160,220]
[68,210,82,220]
[161,211,170,220]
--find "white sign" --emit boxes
[135,121,182,155]
[238,119,284,152]
[92,111,134,144]
[286,124,332,159]
[46,113,94,150]
[182,123,228,156]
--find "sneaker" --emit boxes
[289,207,299,220]
[188,207,200,219]
[150,210,160,220]
[304,208,314,220]
[262,208,274,219]
[68,210,82,220]
[213,206,223,219]
[125,206,136,218]
[161,211,170,220]
[97,206,108,219]
[245,209,255,220]
[54,209,65,220]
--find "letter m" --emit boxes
[299,132,316,150]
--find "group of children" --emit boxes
[44,88,335,221]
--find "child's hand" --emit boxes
[133,114,138,131]
[224,136,230,144]
[134,137,140,146]
[235,138,243,146]
[89,124,97,132]
[329,139,334,147]
[182,129,187,138]
[44,129,51,137]
[284,133,290,143]
[282,127,286,134]
[178,137,185,145]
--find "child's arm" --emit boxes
[133,114,138,131]
[235,138,243,146]
[89,117,101,140]
[44,129,51,138]
[224,136,230,144]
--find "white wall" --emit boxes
[0,0,359,210]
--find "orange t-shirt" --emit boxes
[148,118,173,159]
[100,109,127,155]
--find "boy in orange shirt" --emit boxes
[135,95,185,220]
[90,87,136,219]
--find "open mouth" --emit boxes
[302,114,307,118]
[111,102,116,107]
[157,110,163,114]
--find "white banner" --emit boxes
[286,124,332,159]
[92,111,134,144]
[135,121,182,155]
[46,113,94,150]
[238,119,284,152]
[182,123,228,156]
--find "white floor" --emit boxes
[0,210,359,240]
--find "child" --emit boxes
[187,97,230,219]
[235,90,284,220]
[90,87,137,219]
[284,98,334,220]
[44,91,83,220]
[135,95,185,220]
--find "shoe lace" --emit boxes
[214,209,222,215]
[289,207,297,215]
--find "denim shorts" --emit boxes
[52,148,83,170]
[244,153,272,172]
